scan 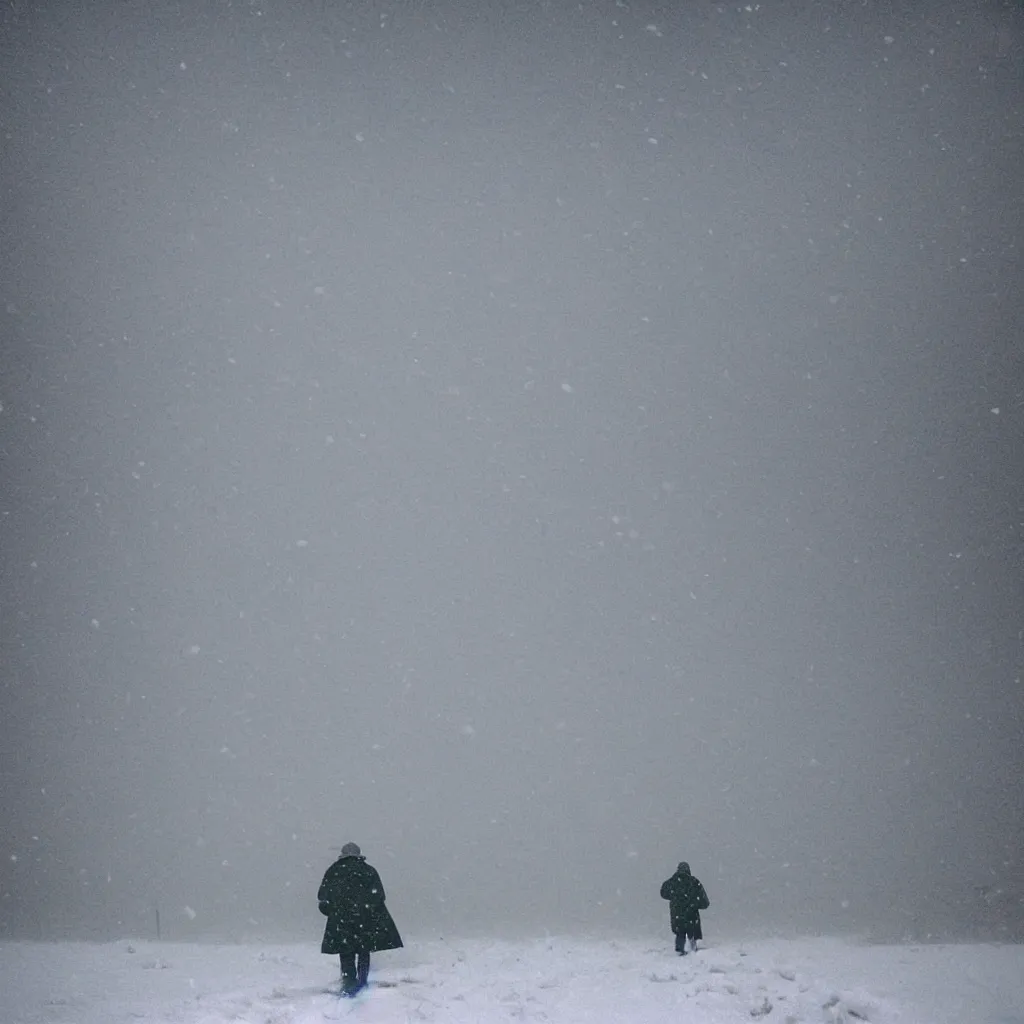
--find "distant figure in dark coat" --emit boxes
[660,861,710,954]
[318,843,403,996]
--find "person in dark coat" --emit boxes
[318,843,403,996]
[660,861,710,954]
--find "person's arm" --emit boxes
[368,867,387,904]
[696,881,709,910]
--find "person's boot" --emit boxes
[356,951,371,992]
[340,958,359,997]
[341,973,359,997]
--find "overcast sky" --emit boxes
[1,0,1022,944]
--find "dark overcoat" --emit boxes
[660,864,710,939]
[318,855,403,955]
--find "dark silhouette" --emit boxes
[660,861,710,954]
[318,843,403,996]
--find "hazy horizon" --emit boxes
[2,0,1022,945]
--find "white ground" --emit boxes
[2,934,1023,1024]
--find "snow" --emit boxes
[3,934,1022,1024]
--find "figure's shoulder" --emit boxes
[326,856,358,876]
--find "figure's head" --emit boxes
[678,861,691,875]
[340,842,361,858]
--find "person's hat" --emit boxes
[340,842,361,858]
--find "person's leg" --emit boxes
[675,932,687,954]
[356,950,371,990]
[339,953,357,994]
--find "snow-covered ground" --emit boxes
[2,934,1022,1024]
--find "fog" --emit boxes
[1,0,1021,945]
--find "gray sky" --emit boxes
[2,0,1022,943]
